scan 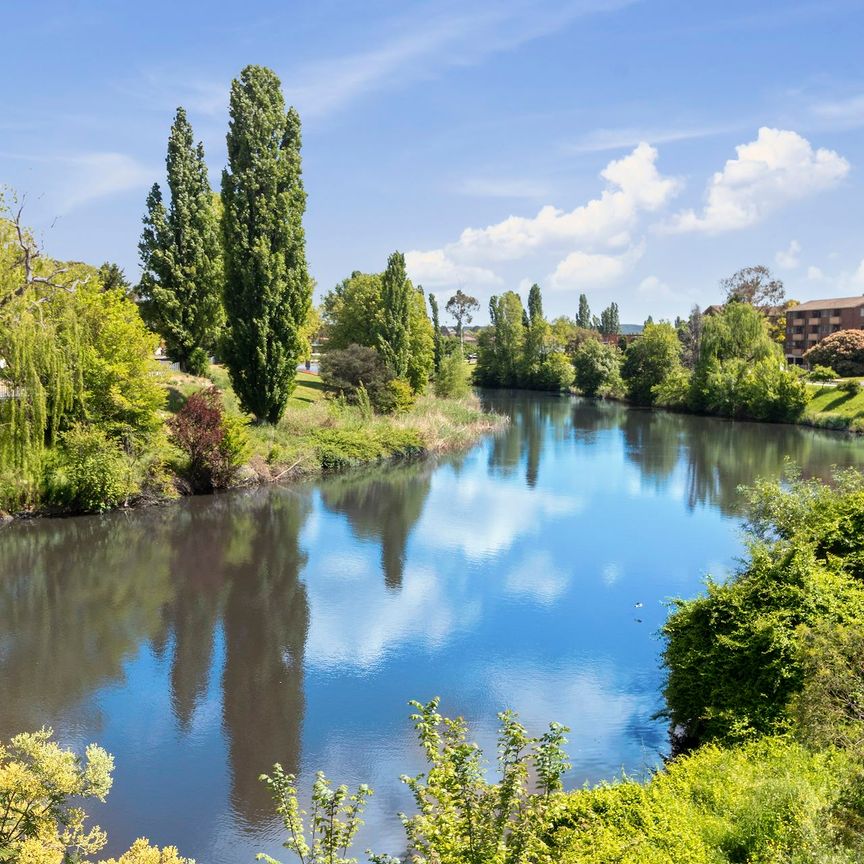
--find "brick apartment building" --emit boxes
[786,296,864,363]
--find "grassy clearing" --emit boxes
[167,365,505,483]
[803,383,864,432]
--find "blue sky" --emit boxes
[3,0,864,324]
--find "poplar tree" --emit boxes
[378,251,411,378]
[428,291,442,371]
[221,65,311,423]
[138,107,222,374]
[577,293,592,329]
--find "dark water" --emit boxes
[3,394,864,861]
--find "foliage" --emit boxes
[576,293,591,330]
[97,262,131,295]
[572,339,620,397]
[677,305,702,370]
[652,366,692,409]
[313,427,423,471]
[382,378,415,415]
[221,65,311,423]
[322,269,434,393]
[434,352,472,399]
[319,345,395,412]
[169,387,248,492]
[598,302,620,336]
[0,212,162,474]
[809,364,838,382]
[428,292,442,371]
[804,329,864,377]
[0,728,114,863]
[475,292,526,388]
[793,623,864,753]
[545,736,858,864]
[445,289,480,348]
[839,378,861,395]
[703,358,807,422]
[532,352,574,392]
[258,765,371,864]
[43,425,136,513]
[138,107,223,374]
[367,698,571,864]
[720,264,785,307]
[98,838,194,864]
[378,252,412,379]
[664,467,864,750]
[620,322,682,405]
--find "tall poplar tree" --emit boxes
[139,107,222,374]
[221,65,311,423]
[577,293,592,329]
[378,251,411,378]
[428,291,442,371]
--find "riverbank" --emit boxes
[0,367,506,521]
[801,382,864,431]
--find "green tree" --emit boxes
[221,65,311,423]
[522,283,550,386]
[576,293,592,329]
[573,339,620,397]
[446,289,480,351]
[621,322,682,405]
[428,291,442,371]
[138,107,223,375]
[378,251,411,378]
[599,302,620,336]
[476,292,525,387]
[97,262,131,295]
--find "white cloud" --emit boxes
[807,265,826,281]
[668,128,849,234]
[407,143,679,292]
[775,239,801,270]
[405,249,502,287]
[811,93,864,129]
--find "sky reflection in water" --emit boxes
[3,394,864,861]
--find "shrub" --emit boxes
[621,323,682,405]
[809,364,838,382]
[319,344,394,409]
[381,378,415,414]
[702,358,807,422]
[168,387,248,492]
[533,351,576,392]
[434,352,472,398]
[805,330,864,377]
[652,366,692,409]
[43,425,136,513]
[572,339,620,397]
[838,378,861,395]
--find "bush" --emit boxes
[663,469,864,751]
[809,364,838,382]
[805,330,864,377]
[838,378,861,395]
[434,352,472,398]
[703,358,807,422]
[168,387,248,492]
[533,351,576,392]
[380,378,415,414]
[652,366,692,409]
[313,427,423,471]
[621,323,682,405]
[319,344,395,410]
[43,425,136,513]
[572,339,620,397]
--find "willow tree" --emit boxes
[221,65,311,423]
[139,107,223,375]
[0,210,82,473]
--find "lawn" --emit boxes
[803,383,864,431]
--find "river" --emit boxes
[2,393,864,861]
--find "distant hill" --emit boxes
[621,324,643,335]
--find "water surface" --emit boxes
[2,395,864,861]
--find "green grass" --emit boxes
[803,383,864,431]
[165,364,505,482]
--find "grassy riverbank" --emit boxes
[0,367,504,520]
[801,382,864,431]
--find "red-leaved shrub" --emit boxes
[169,388,248,492]
[804,330,864,377]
